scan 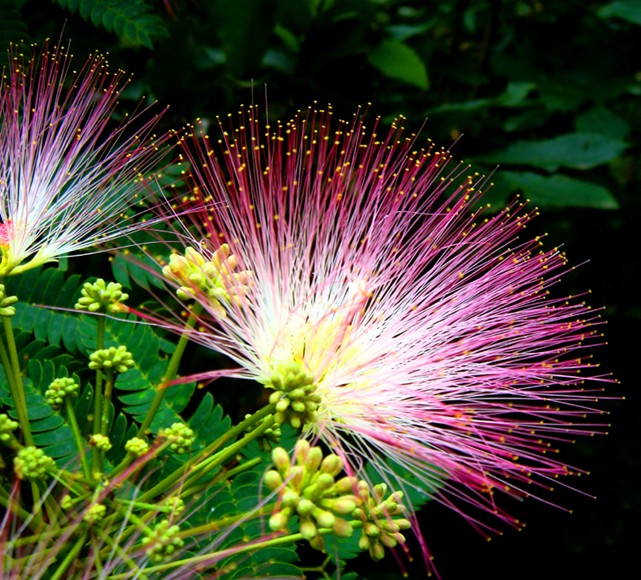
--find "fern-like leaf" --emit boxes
[54,0,168,48]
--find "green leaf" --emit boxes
[497,171,620,209]
[367,39,429,90]
[476,133,628,171]
[0,357,85,465]
[54,0,168,47]
[575,107,630,140]
[213,0,277,74]
[598,1,641,25]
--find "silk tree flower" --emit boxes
[156,105,612,545]
[0,40,169,277]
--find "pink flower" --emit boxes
[158,105,613,543]
[0,40,169,276]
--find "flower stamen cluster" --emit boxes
[76,279,129,314]
[163,244,251,316]
[265,440,359,550]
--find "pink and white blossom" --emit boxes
[156,105,613,541]
[0,40,169,276]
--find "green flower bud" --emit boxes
[0,413,18,443]
[0,285,18,317]
[297,498,315,516]
[269,511,289,531]
[300,518,317,540]
[320,454,343,476]
[263,469,284,491]
[333,517,354,538]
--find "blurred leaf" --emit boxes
[575,107,630,140]
[212,0,276,74]
[0,0,28,54]
[368,39,429,90]
[598,1,641,25]
[498,171,619,209]
[477,133,628,171]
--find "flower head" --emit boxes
[156,105,613,549]
[0,40,170,276]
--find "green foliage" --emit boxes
[494,172,619,209]
[477,133,628,172]
[207,466,301,579]
[53,0,167,47]
[0,346,85,466]
[0,0,27,54]
[367,39,429,90]
[598,0,641,25]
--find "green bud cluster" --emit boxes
[162,245,251,316]
[75,279,129,314]
[89,434,112,451]
[265,440,360,550]
[353,481,412,561]
[45,377,79,409]
[142,520,185,564]
[14,446,56,480]
[245,413,282,450]
[163,496,185,516]
[0,413,18,444]
[159,422,195,454]
[83,503,107,524]
[264,362,322,430]
[125,436,150,457]
[0,284,18,317]
[89,346,135,373]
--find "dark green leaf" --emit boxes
[598,1,641,25]
[367,40,429,90]
[497,171,620,209]
[477,134,628,171]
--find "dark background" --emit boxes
[2,1,638,578]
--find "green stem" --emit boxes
[0,484,43,530]
[1,317,33,446]
[175,502,277,538]
[101,533,150,580]
[100,369,114,436]
[138,404,275,504]
[65,396,91,481]
[91,318,106,476]
[137,304,202,438]
[112,530,310,578]
[182,415,275,491]
[49,530,87,580]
